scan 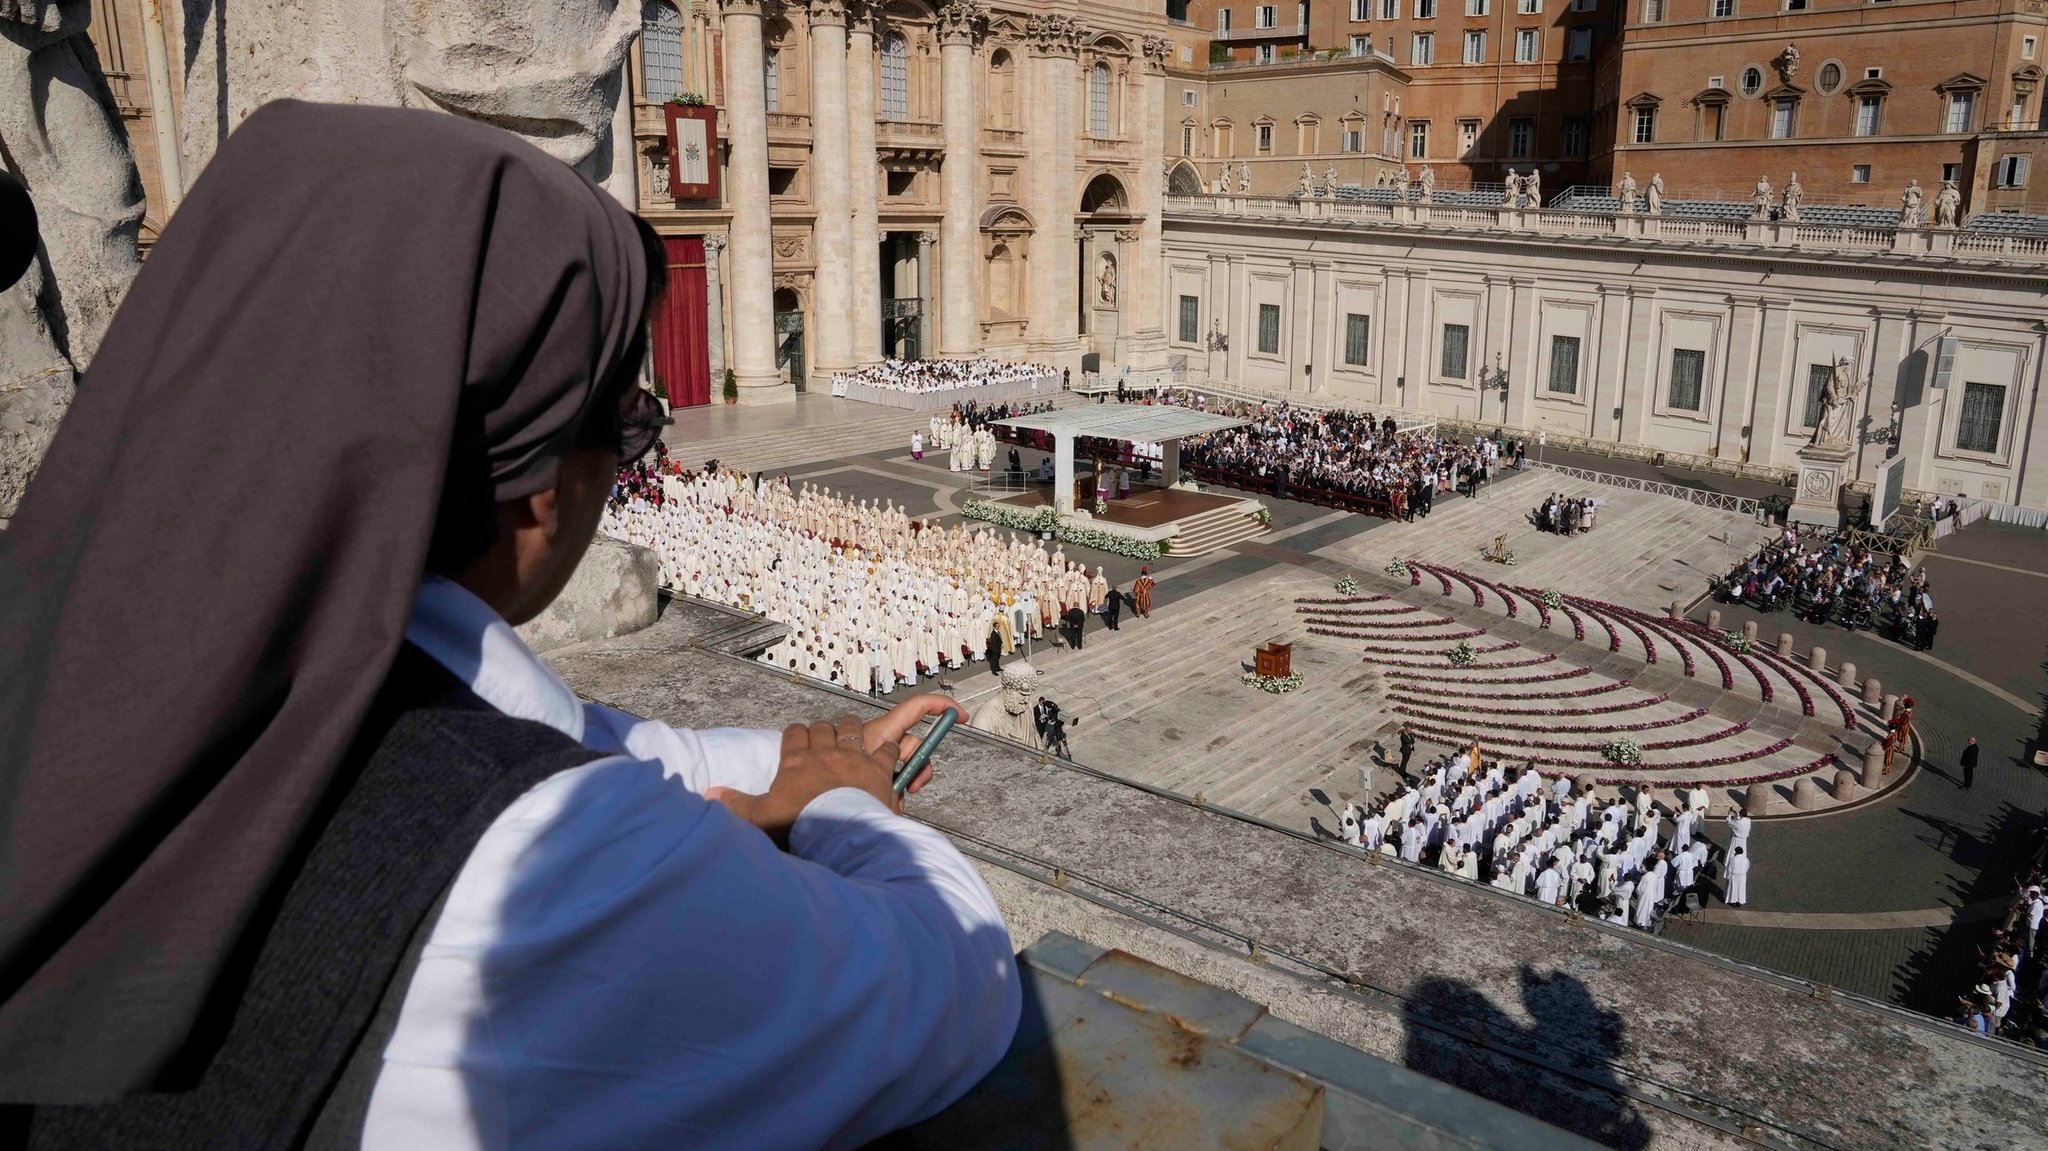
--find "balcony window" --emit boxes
[1255,43,1276,63]
[1854,96,1881,136]
[1562,116,1587,156]
[1957,382,2007,453]
[1258,304,1282,354]
[1411,120,1429,156]
[1256,4,1278,27]
[1995,154,2031,187]
[1945,91,1976,133]
[1416,0,1436,17]
[1412,32,1435,65]
[1441,324,1470,379]
[1566,27,1592,60]
[640,2,685,103]
[1218,8,1232,31]
[1632,106,1655,143]
[765,49,782,113]
[1463,30,1486,63]
[880,34,908,120]
[1515,28,1539,62]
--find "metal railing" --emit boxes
[1166,378,1440,433]
[1528,461,1763,516]
[1432,415,1795,486]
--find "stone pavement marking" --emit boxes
[1691,895,2012,931]
[1921,551,2048,581]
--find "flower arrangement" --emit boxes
[669,92,708,106]
[1242,671,1304,694]
[1384,559,1410,579]
[962,500,1161,561]
[1254,508,1273,526]
[1447,640,1478,667]
[1723,629,1752,655]
[1500,550,1518,566]
[1602,738,1644,766]
[1093,497,1109,515]
[1295,595,1388,606]
[1540,588,1565,611]
[1334,575,1362,596]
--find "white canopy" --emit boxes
[993,403,1250,514]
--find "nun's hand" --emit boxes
[706,696,968,849]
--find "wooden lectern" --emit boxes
[1254,641,1293,678]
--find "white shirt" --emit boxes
[363,577,1021,1150]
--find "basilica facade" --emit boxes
[628,0,1177,404]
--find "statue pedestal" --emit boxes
[1788,442,1852,529]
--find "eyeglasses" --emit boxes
[615,385,667,467]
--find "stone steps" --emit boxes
[1167,504,1271,557]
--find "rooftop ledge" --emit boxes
[1163,193,2048,268]
[548,595,2048,1151]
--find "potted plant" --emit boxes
[722,367,738,405]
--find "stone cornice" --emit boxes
[936,0,987,45]
[1025,13,1086,57]
[717,0,766,17]
[1141,35,1172,72]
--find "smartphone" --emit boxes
[893,707,959,795]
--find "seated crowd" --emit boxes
[1339,739,1745,931]
[603,454,1135,693]
[831,357,1055,394]
[1713,528,1936,650]
[1950,877,2048,1047]
[1161,391,1515,519]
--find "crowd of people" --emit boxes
[911,400,1058,472]
[602,457,1147,693]
[1712,528,1938,650]
[1338,735,1748,929]
[1164,392,1519,519]
[1950,877,2048,1047]
[1532,492,1599,536]
[830,357,1055,395]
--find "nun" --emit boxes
[0,103,1017,1149]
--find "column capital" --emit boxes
[806,0,849,27]
[705,234,728,255]
[1025,13,1085,57]
[1114,227,1141,244]
[847,0,878,32]
[936,0,986,45]
[917,230,938,246]
[717,0,766,18]
[1141,35,1172,71]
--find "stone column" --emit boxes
[1714,296,1762,460]
[1288,260,1313,392]
[1055,431,1077,514]
[1748,298,1794,467]
[718,0,787,402]
[937,1,986,356]
[1123,35,1173,364]
[807,0,854,379]
[1505,277,1537,428]
[1026,14,1085,361]
[1308,262,1333,394]
[848,2,883,365]
[704,234,728,384]
[1616,287,1657,444]
[917,231,936,356]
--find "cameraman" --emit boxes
[1034,696,1073,759]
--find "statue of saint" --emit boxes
[1419,166,1436,202]
[1237,163,1252,194]
[1393,166,1411,196]
[1935,179,1962,228]
[1899,179,1925,227]
[1781,172,1803,223]
[1297,162,1315,198]
[1525,167,1541,209]
[1325,164,1339,193]
[1751,175,1773,220]
[1617,171,1638,213]
[1645,173,1664,215]
[1811,357,1863,449]
[1098,257,1117,305]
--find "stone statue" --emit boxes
[1935,179,1962,228]
[1524,167,1541,209]
[1419,166,1436,202]
[1215,161,1232,192]
[1097,256,1117,305]
[1617,171,1638,213]
[1297,162,1315,198]
[1780,172,1803,223]
[970,661,1046,746]
[1811,358,1863,448]
[1237,162,1252,194]
[1899,179,1925,227]
[1325,164,1339,195]
[1775,43,1801,84]
[1750,175,1773,221]
[1,0,145,518]
[1645,173,1664,215]
[1393,166,1411,198]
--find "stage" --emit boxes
[979,483,1268,557]
[989,483,1239,529]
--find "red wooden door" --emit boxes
[652,235,711,407]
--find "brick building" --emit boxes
[1596,0,2048,210]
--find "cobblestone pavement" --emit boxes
[652,401,2048,1017]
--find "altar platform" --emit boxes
[981,483,1269,556]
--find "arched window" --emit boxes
[988,49,1015,127]
[1089,60,1112,136]
[764,48,781,112]
[641,2,685,102]
[881,33,909,120]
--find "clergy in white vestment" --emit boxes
[1726,810,1752,856]
[1723,846,1751,905]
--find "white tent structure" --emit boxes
[992,404,1249,515]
